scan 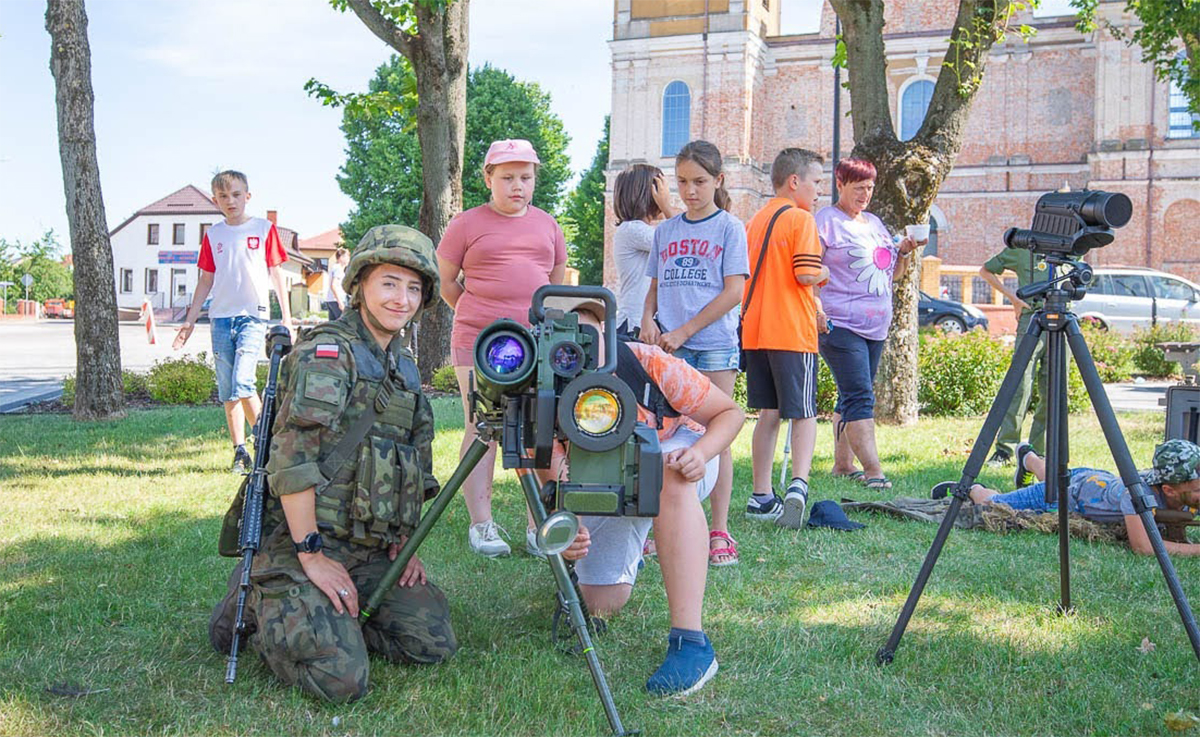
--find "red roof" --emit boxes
[110,184,222,237]
[299,227,344,253]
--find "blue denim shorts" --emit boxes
[672,345,740,373]
[211,316,268,402]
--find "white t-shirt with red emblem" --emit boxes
[198,217,288,319]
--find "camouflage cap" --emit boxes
[1150,439,1200,486]
[344,225,440,309]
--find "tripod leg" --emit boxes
[877,320,1046,664]
[1041,328,1073,613]
[516,471,631,737]
[360,437,491,622]
[1065,320,1200,661]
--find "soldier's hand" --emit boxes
[562,524,591,562]
[389,538,427,587]
[665,446,707,482]
[173,322,194,350]
[298,551,358,617]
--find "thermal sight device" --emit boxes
[470,285,663,518]
[1004,189,1132,257]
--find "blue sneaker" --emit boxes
[745,492,785,522]
[645,633,718,696]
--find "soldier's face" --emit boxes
[361,264,424,334]
[1164,478,1200,510]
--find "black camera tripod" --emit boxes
[877,255,1200,665]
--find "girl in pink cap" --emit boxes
[437,138,568,558]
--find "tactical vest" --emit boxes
[299,320,428,547]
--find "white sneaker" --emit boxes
[468,520,511,558]
[525,528,546,559]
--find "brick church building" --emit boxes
[603,0,1200,283]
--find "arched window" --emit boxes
[661,81,691,157]
[899,79,934,141]
[924,216,939,257]
[1169,53,1199,139]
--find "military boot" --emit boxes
[208,560,254,654]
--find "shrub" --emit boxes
[816,358,837,416]
[732,370,748,412]
[61,374,76,407]
[1131,321,1199,377]
[431,365,459,393]
[1078,320,1135,383]
[122,370,150,398]
[256,362,269,394]
[917,330,1013,416]
[148,352,217,405]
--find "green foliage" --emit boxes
[1079,320,1136,383]
[334,60,572,245]
[431,364,459,393]
[918,330,1013,416]
[560,118,609,286]
[1072,0,1199,125]
[817,357,838,416]
[61,370,150,408]
[147,353,217,405]
[1131,321,1200,377]
[945,1,1038,97]
[0,230,73,306]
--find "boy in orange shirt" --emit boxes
[742,149,829,528]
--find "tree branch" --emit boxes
[343,0,415,59]
[828,0,895,144]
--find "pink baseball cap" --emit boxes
[484,139,541,167]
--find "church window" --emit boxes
[661,81,691,157]
[899,79,934,141]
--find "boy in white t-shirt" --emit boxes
[323,247,350,319]
[174,170,292,472]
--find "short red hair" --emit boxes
[835,158,877,186]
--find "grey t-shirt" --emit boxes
[614,219,656,330]
[1067,468,1164,523]
[645,209,749,351]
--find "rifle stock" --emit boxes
[225,326,292,684]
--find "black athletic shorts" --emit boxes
[744,349,817,419]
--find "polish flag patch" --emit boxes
[315,344,340,359]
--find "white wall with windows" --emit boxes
[110,214,216,311]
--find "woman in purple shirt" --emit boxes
[815,159,919,489]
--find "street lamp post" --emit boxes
[832,15,842,205]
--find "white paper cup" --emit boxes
[906,223,930,243]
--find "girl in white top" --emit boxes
[612,164,678,333]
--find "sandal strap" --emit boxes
[708,529,736,546]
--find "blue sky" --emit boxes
[0,0,1073,248]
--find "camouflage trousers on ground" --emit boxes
[246,528,457,702]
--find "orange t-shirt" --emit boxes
[627,342,711,441]
[741,198,823,352]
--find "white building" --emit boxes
[109,185,312,318]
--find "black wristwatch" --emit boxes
[293,531,324,555]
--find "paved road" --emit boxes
[0,319,212,411]
[0,319,1176,413]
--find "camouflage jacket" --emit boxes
[265,309,439,546]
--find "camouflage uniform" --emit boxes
[242,226,456,702]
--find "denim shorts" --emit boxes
[672,345,740,373]
[211,315,268,402]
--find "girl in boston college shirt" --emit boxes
[640,140,749,567]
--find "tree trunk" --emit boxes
[343,0,469,382]
[47,0,124,421]
[410,0,467,382]
[828,0,1013,425]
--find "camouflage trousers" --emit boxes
[245,528,457,702]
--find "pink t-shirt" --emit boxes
[437,204,567,359]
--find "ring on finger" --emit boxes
[338,588,350,598]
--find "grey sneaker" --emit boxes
[745,493,785,522]
[525,527,546,559]
[776,481,809,529]
[230,445,252,474]
[468,520,511,558]
[986,450,1012,468]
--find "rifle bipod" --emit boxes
[362,434,638,737]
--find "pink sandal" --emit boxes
[708,530,739,567]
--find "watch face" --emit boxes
[296,532,322,553]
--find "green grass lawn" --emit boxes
[1,402,1197,736]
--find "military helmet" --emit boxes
[344,225,440,309]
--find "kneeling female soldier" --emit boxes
[210,225,456,702]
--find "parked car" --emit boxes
[1072,267,1200,335]
[43,298,74,319]
[919,292,989,333]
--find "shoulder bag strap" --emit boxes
[741,204,793,319]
